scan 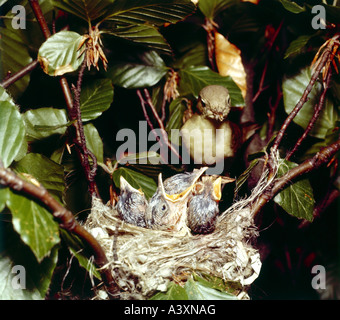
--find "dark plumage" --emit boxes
[145,167,207,231]
[187,177,222,234]
[116,176,147,228]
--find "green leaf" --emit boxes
[105,0,196,25]
[104,23,171,54]
[282,67,339,139]
[38,31,85,76]
[60,229,101,281]
[5,153,62,261]
[173,43,208,69]
[279,0,306,14]
[83,123,104,164]
[23,107,69,140]
[52,0,112,22]
[117,151,162,165]
[274,160,315,221]
[0,100,25,168]
[7,190,60,262]
[193,273,242,295]
[235,158,259,195]
[178,66,244,106]
[0,222,58,299]
[80,79,114,122]
[166,98,187,143]
[0,186,10,212]
[109,51,168,89]
[284,34,313,59]
[184,278,238,300]
[149,281,188,300]
[198,0,237,20]
[11,153,65,201]
[0,26,33,98]
[112,167,157,200]
[0,86,15,105]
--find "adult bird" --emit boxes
[181,85,257,168]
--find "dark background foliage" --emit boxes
[0,0,339,300]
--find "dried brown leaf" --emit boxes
[215,32,247,98]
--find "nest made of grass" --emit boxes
[85,182,263,300]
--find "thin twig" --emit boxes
[137,89,167,164]
[160,93,167,123]
[253,60,269,103]
[270,43,333,157]
[29,0,51,38]
[0,164,118,298]
[286,70,332,160]
[138,90,156,133]
[267,81,283,141]
[251,139,340,217]
[28,0,99,196]
[138,89,182,163]
[144,88,182,161]
[0,60,39,89]
[203,18,217,71]
[71,55,99,196]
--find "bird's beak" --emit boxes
[158,173,188,202]
[212,177,222,201]
[120,176,144,195]
[158,167,208,202]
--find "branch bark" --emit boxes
[270,41,333,157]
[137,88,182,163]
[0,164,118,298]
[286,69,332,160]
[28,0,98,197]
[0,60,39,89]
[251,139,340,217]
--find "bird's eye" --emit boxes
[200,98,206,107]
[161,204,166,211]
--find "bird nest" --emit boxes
[84,170,268,300]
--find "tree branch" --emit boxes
[137,88,182,163]
[203,18,217,71]
[0,60,39,89]
[286,69,332,160]
[251,139,340,217]
[270,42,333,157]
[71,56,99,196]
[28,0,98,196]
[0,163,118,298]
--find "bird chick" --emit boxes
[187,176,222,234]
[116,176,148,228]
[145,167,207,232]
[197,85,231,122]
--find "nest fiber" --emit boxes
[84,170,266,300]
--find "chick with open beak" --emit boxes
[116,176,148,228]
[145,167,207,232]
[187,176,222,234]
